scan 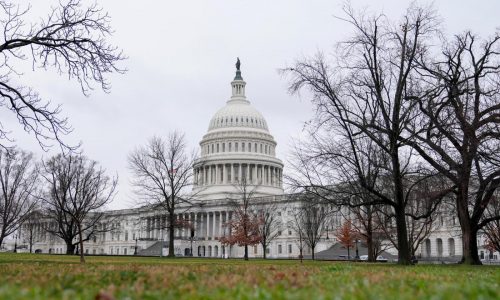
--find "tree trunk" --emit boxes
[392,149,411,265]
[77,221,85,263]
[65,241,76,255]
[0,235,4,250]
[458,217,481,264]
[367,234,375,262]
[244,245,248,261]
[168,211,175,257]
[312,246,315,260]
[395,205,411,264]
[262,241,267,259]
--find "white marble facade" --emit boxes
[15,66,499,262]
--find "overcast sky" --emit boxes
[4,0,500,209]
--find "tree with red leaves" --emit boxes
[335,219,356,260]
[220,178,262,260]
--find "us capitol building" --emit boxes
[15,63,497,262]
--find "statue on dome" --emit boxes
[236,57,241,71]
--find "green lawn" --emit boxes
[0,254,498,300]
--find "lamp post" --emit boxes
[134,238,138,255]
[190,228,195,256]
[355,239,360,260]
[14,234,18,253]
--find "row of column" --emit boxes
[144,211,233,240]
[194,163,282,187]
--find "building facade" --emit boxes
[13,65,499,263]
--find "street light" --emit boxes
[134,238,138,255]
[355,239,360,260]
[190,228,195,256]
[14,234,18,253]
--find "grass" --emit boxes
[0,254,498,300]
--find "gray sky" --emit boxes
[4,0,500,209]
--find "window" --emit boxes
[217,144,219,153]
[229,142,232,152]
[248,143,251,152]
[125,231,128,241]
[278,231,282,236]
[242,143,245,152]
[288,244,292,254]
[132,233,136,240]
[254,246,258,254]
[278,245,282,254]
[211,144,214,153]
[266,248,270,254]
[260,144,263,153]
[235,143,239,152]
[254,143,257,152]
[124,248,128,255]
[223,143,225,152]
[288,230,292,235]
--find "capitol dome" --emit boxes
[208,101,269,132]
[192,61,284,200]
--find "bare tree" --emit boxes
[0,0,125,150]
[41,154,116,263]
[0,148,39,248]
[288,204,307,262]
[128,132,195,258]
[21,210,43,253]
[403,32,500,264]
[290,194,329,260]
[348,204,387,262]
[283,4,446,264]
[255,199,282,259]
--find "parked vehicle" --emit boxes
[358,255,388,262]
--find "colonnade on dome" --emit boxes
[193,162,283,188]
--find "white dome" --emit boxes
[208,100,269,131]
[193,64,284,201]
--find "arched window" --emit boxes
[217,143,219,153]
[425,239,431,257]
[254,143,257,152]
[222,143,225,152]
[448,238,455,256]
[437,238,443,257]
[242,143,245,152]
[229,142,232,152]
[235,143,239,152]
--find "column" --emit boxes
[238,164,243,182]
[200,213,205,239]
[246,164,250,183]
[215,165,219,184]
[219,212,223,238]
[231,164,234,184]
[213,212,217,238]
[253,164,257,184]
[205,212,210,239]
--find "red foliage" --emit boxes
[335,219,356,249]
[220,211,262,247]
